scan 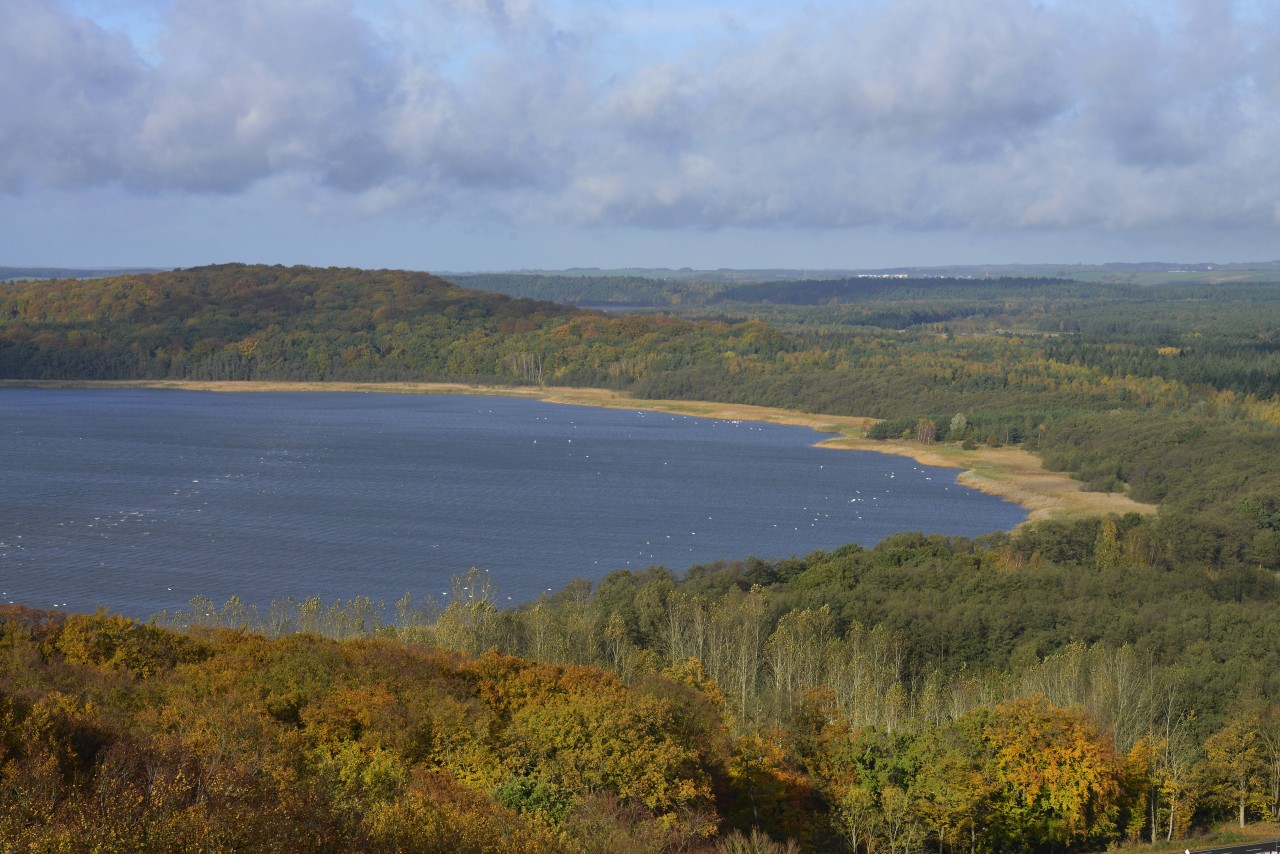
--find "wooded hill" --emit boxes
[450,272,1091,310]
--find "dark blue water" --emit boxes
[0,389,1026,617]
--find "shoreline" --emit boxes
[1,379,1156,525]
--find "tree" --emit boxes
[1203,713,1269,827]
[1260,708,1280,822]
[1093,516,1123,569]
[878,784,921,853]
[1150,689,1199,842]
[833,782,880,854]
[705,586,769,731]
[765,606,836,724]
[977,696,1125,850]
[914,418,937,444]
[905,725,993,854]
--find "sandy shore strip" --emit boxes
[2,379,1156,525]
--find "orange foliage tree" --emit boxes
[977,695,1127,850]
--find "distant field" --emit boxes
[0,266,169,282]
[1068,269,1280,286]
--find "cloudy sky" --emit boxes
[2,0,1278,271]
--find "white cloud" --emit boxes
[2,0,1278,248]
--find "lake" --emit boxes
[0,389,1027,617]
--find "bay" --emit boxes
[0,389,1027,618]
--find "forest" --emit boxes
[2,263,1279,850]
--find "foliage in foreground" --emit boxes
[0,606,726,852]
[0,604,1166,853]
[6,588,1279,853]
[138,513,1280,851]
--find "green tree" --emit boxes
[1203,713,1270,827]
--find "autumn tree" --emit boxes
[1203,712,1270,827]
[977,696,1126,851]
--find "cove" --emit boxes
[0,388,1027,618]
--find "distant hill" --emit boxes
[448,263,1280,308]
[445,272,709,307]
[0,266,169,282]
[447,272,1090,309]
[707,276,1078,305]
[445,260,1280,285]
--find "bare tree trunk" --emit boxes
[1150,789,1157,844]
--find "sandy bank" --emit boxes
[2,379,1156,525]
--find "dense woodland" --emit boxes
[2,263,1280,850]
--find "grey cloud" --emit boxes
[5,0,1280,238]
[562,0,1280,233]
[124,0,396,192]
[1076,2,1245,169]
[0,0,146,190]
[564,0,1081,228]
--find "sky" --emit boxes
[2,0,1278,272]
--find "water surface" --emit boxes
[0,389,1026,616]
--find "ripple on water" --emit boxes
[0,389,1026,617]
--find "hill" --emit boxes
[0,263,763,386]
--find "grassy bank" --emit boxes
[1102,822,1280,854]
